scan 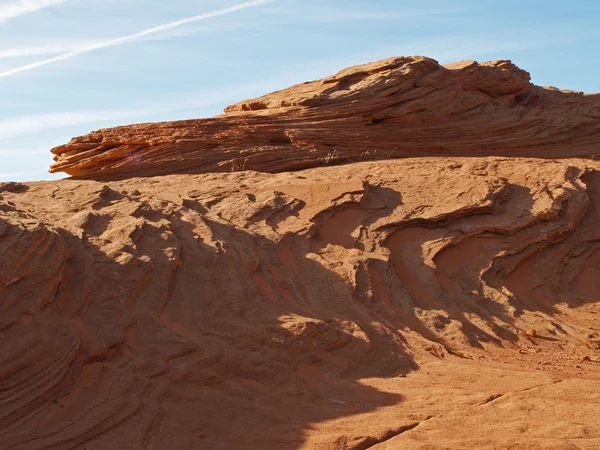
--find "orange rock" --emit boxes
[3,157,600,448]
[2,56,600,449]
[49,56,600,180]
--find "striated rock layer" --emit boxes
[2,158,600,449]
[50,57,600,179]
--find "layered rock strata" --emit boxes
[1,158,600,449]
[49,57,600,180]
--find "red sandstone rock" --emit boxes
[3,157,600,449]
[49,56,600,180]
[3,56,600,449]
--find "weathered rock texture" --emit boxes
[2,158,600,449]
[50,56,600,179]
[3,57,600,449]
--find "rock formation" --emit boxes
[2,57,600,449]
[49,56,600,179]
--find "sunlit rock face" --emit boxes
[50,56,600,180]
[2,57,600,449]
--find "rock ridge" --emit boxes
[49,56,600,180]
[3,56,600,449]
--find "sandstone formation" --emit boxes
[2,158,600,449]
[49,57,600,180]
[2,57,600,449]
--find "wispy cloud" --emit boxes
[0,110,154,139]
[0,0,67,23]
[0,69,318,141]
[0,0,274,78]
[0,44,70,59]
[303,7,473,23]
[260,4,473,24]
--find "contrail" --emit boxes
[0,0,274,78]
[0,0,67,24]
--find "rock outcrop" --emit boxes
[2,57,600,449]
[49,56,600,180]
[2,158,600,449]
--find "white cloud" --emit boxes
[0,68,318,141]
[0,44,70,59]
[0,0,275,78]
[301,7,474,23]
[0,0,67,23]
[0,110,152,139]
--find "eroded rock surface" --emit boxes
[2,158,600,449]
[49,57,600,180]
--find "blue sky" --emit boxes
[1,0,599,181]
